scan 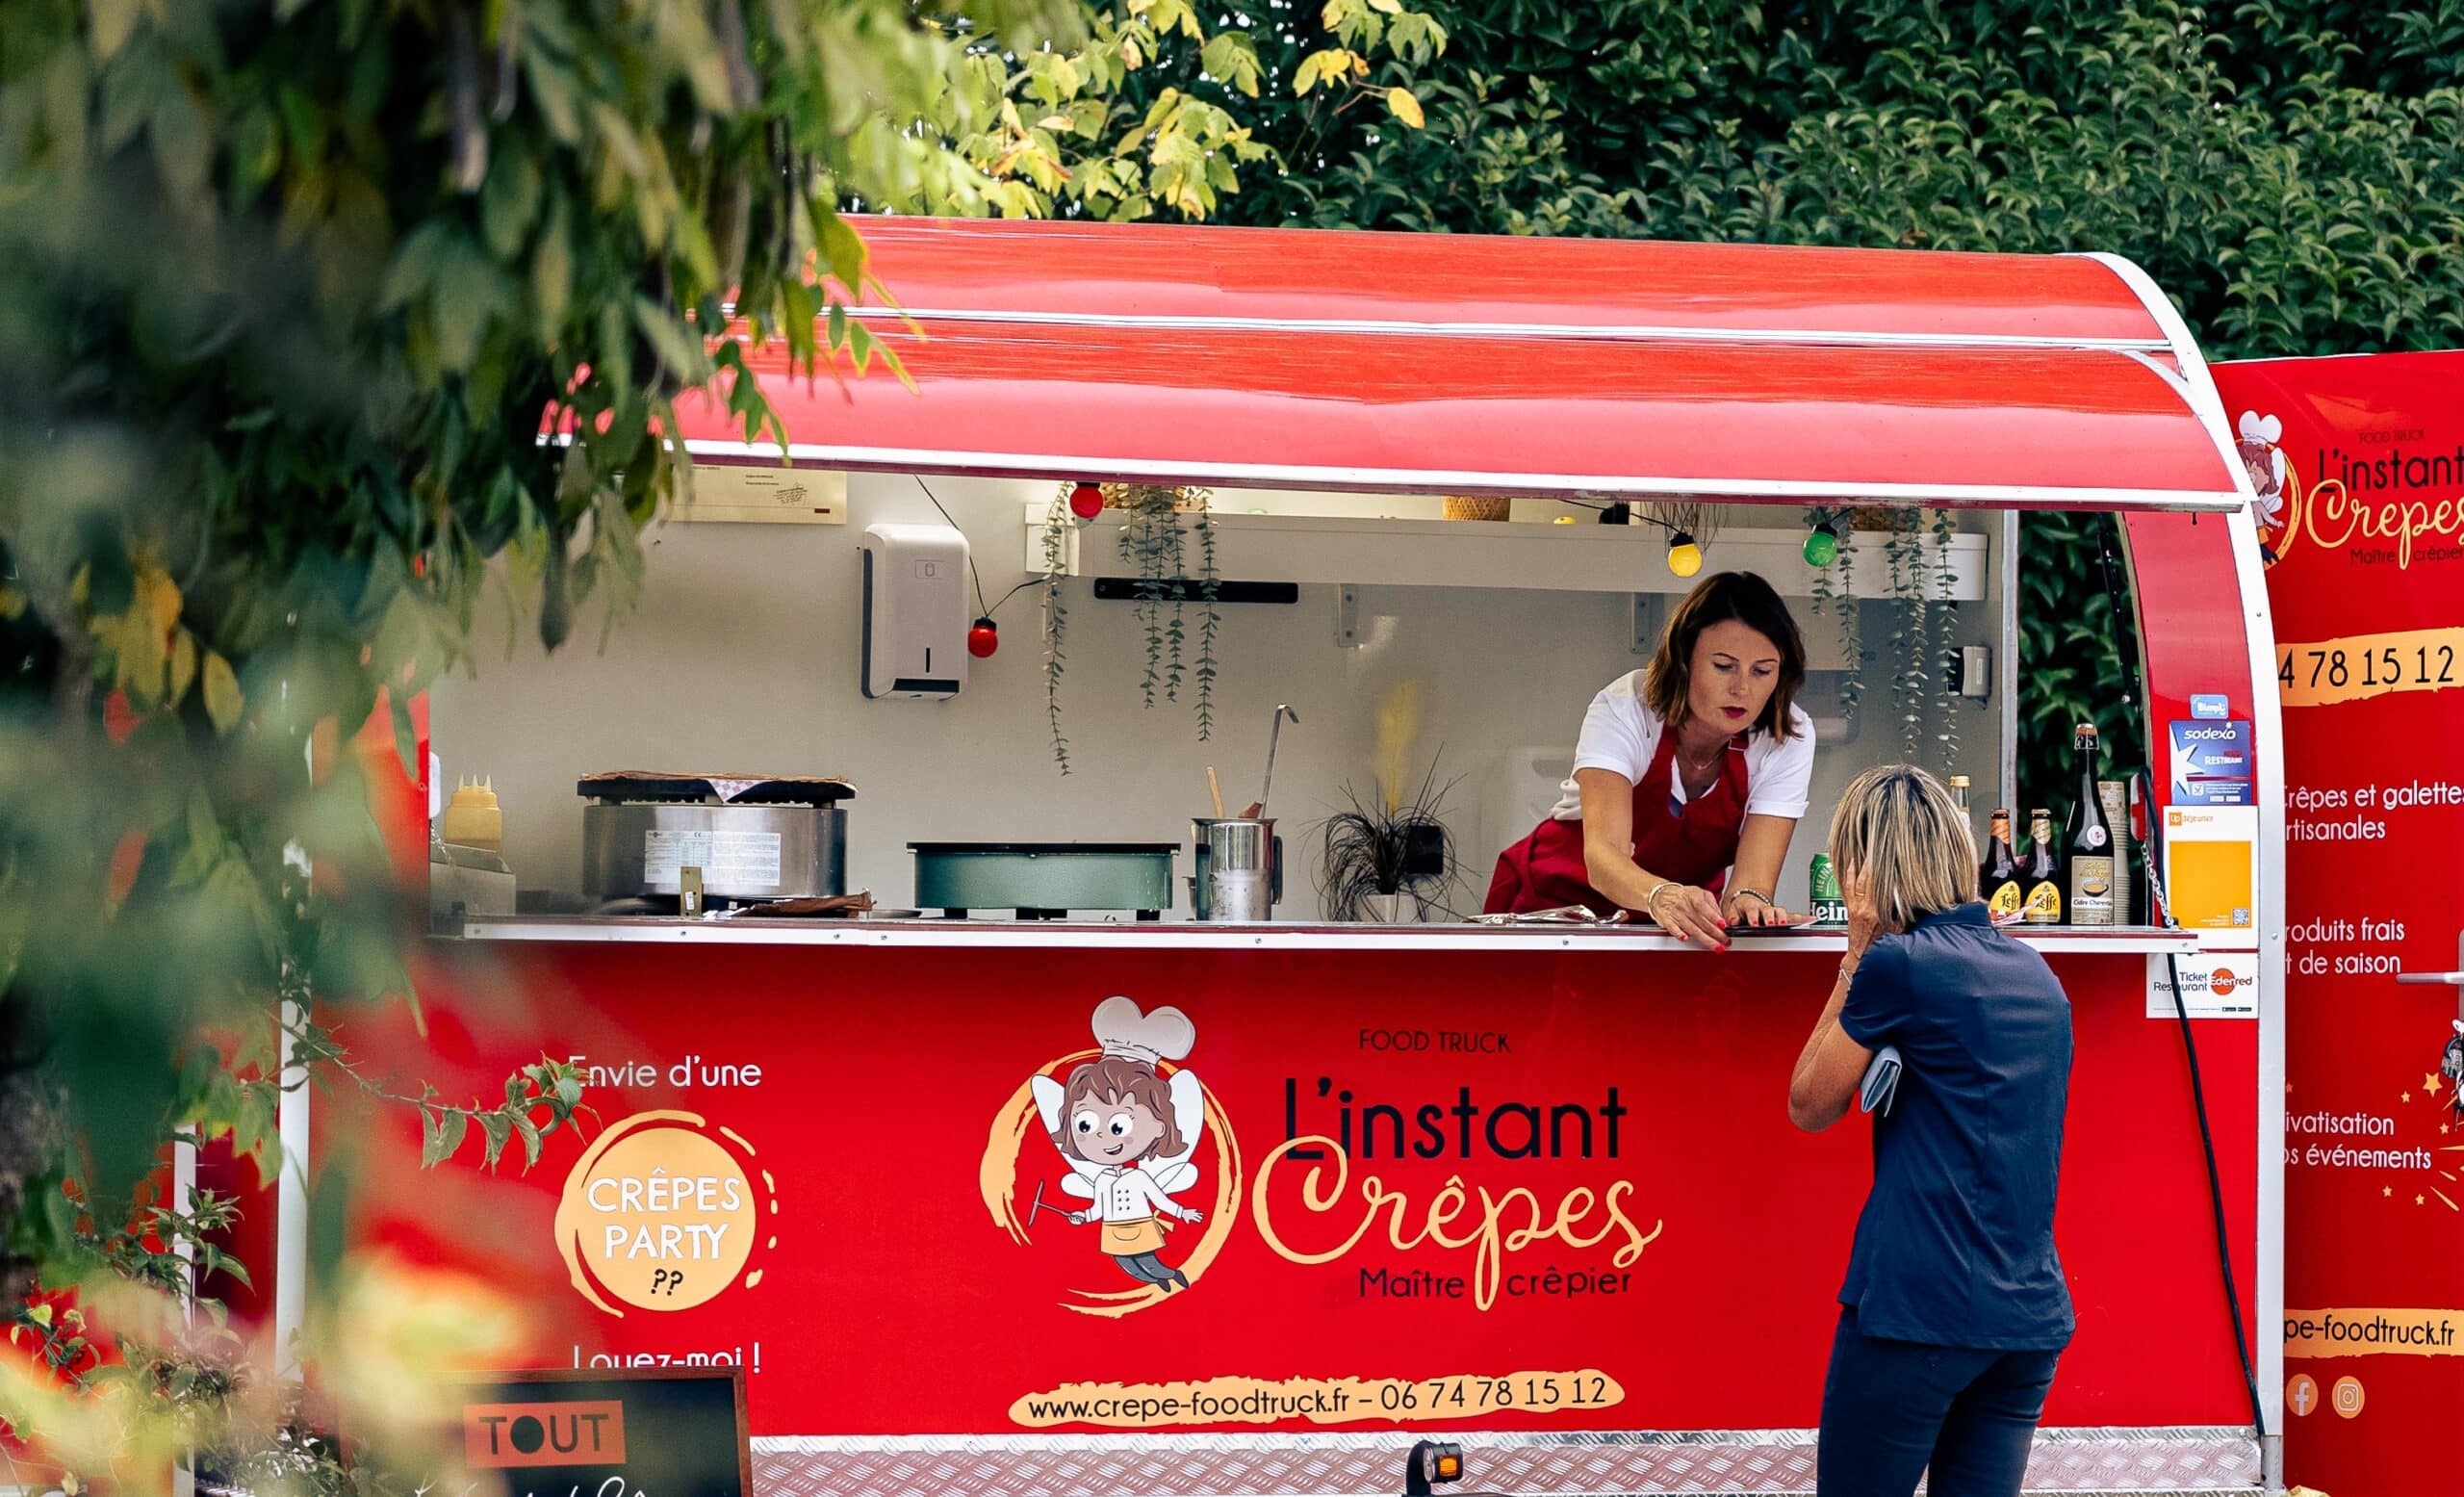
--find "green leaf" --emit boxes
[388,684,419,782]
[231,104,281,201]
[522,49,583,143]
[150,83,212,209]
[633,297,707,381]
[432,241,510,373]
[1199,32,1263,97]
[200,651,243,732]
[533,198,573,334]
[437,1108,470,1163]
[818,210,866,294]
[476,1111,513,1169]
[479,145,543,259]
[90,0,141,59]
[379,222,450,312]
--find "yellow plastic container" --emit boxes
[441,776,503,853]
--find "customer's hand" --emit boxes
[1841,866,1883,958]
[1650,883,1730,948]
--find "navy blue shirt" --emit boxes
[1835,901,2075,1350]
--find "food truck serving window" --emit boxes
[671,219,2247,514]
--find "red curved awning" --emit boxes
[673,217,2246,510]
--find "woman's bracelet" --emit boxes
[1643,881,1676,920]
[1731,888,1774,908]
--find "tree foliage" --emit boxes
[1147,0,2464,791]
[0,0,1457,1468]
[0,0,1394,1482]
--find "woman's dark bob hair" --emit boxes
[1642,571,1808,740]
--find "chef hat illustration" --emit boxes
[2235,410,2287,502]
[1091,995,1195,1066]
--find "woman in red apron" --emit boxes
[1484,571,1815,947]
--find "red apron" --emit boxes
[1482,727,1752,917]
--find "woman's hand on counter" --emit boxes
[1723,890,1810,929]
[1649,883,1731,949]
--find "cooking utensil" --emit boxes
[1466,905,1631,925]
[909,841,1177,919]
[579,773,851,905]
[1241,704,1299,818]
[1207,765,1225,821]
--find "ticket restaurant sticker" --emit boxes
[2144,951,2259,1020]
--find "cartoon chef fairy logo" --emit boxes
[2236,409,2293,566]
[554,1111,777,1316]
[981,996,1240,1316]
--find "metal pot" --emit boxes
[1191,817,1282,921]
[583,802,847,904]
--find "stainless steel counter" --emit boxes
[453,915,2204,955]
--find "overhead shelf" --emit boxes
[1020,503,1989,599]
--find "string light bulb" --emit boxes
[1666,530,1705,578]
[1068,481,1105,520]
[1803,520,1839,567]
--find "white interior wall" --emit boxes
[429,475,2004,918]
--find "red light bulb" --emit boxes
[967,618,999,658]
[1068,482,1105,520]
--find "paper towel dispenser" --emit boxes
[860,522,970,699]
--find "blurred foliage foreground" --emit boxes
[0,0,1456,1486]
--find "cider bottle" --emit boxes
[2021,809,2063,924]
[2066,724,2118,926]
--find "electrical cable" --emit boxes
[2166,945,2270,1439]
[2093,513,2268,1443]
[911,476,1040,623]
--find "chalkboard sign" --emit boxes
[455,1368,749,1497]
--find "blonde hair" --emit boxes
[1827,765,1979,932]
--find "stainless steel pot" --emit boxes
[1191,817,1282,921]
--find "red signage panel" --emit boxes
[2216,351,2464,1497]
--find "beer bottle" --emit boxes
[1948,774,1975,846]
[2066,723,2118,925]
[1980,809,2022,918]
[2021,809,2062,923]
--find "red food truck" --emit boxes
[319,219,2293,1496]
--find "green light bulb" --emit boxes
[1804,524,1839,567]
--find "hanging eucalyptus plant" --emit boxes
[1041,482,1222,773]
[1807,506,1963,768]
[1873,507,1962,766]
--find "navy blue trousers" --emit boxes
[1816,1307,2062,1497]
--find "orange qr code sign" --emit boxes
[463,1401,629,1468]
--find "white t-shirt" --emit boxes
[1548,671,1816,822]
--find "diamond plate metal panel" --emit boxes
[749,1428,2256,1497]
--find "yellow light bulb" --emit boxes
[1667,531,1704,578]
